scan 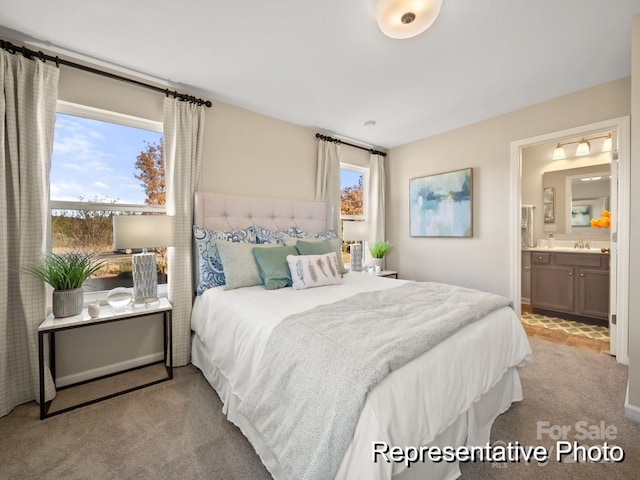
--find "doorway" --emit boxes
[509,117,630,364]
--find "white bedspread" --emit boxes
[191,273,532,479]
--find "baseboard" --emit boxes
[55,352,165,388]
[625,384,640,423]
[521,298,531,305]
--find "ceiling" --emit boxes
[1,0,640,149]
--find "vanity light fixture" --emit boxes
[551,132,611,160]
[376,0,444,39]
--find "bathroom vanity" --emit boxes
[530,249,609,325]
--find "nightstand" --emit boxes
[38,297,172,420]
[376,270,398,279]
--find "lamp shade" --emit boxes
[552,144,566,160]
[113,215,173,250]
[342,221,370,242]
[575,139,590,156]
[376,0,443,39]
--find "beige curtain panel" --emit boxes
[163,97,205,366]
[315,139,341,232]
[0,50,60,417]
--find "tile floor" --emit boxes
[520,305,610,355]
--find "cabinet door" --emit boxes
[578,268,609,320]
[531,265,575,313]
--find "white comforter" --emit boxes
[191,274,532,479]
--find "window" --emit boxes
[340,165,367,220]
[340,164,368,265]
[50,101,164,294]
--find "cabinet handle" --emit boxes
[538,256,543,260]
[580,273,584,277]
[569,272,573,276]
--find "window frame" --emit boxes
[339,163,369,222]
[50,101,165,303]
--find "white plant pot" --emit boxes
[52,287,84,318]
[371,257,384,272]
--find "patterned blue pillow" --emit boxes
[253,225,297,245]
[291,227,338,240]
[193,225,255,294]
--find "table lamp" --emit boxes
[342,221,369,272]
[112,215,173,304]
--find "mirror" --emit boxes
[542,164,610,235]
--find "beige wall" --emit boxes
[386,78,630,298]
[628,15,640,417]
[52,58,320,380]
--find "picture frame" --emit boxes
[409,168,473,237]
[543,186,555,224]
[571,204,592,227]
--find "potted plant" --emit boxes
[369,241,393,271]
[24,252,107,318]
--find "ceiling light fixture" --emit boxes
[376,0,444,39]
[550,132,611,160]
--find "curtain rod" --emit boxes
[315,133,387,157]
[0,39,212,107]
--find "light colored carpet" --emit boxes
[1,336,638,479]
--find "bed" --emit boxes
[190,191,532,480]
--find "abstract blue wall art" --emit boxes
[409,168,473,237]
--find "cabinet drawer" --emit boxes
[532,253,550,264]
[555,253,603,268]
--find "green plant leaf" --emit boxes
[23,252,107,290]
[369,241,392,259]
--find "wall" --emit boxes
[50,56,320,381]
[386,78,630,299]
[627,15,640,420]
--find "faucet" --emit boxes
[573,239,590,250]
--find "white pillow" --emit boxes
[286,252,342,290]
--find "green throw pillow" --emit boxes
[295,239,333,255]
[293,239,347,274]
[253,245,299,290]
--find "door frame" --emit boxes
[509,116,630,364]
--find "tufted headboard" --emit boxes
[193,191,334,233]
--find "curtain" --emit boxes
[163,97,205,366]
[315,140,341,232]
[0,51,59,417]
[366,153,386,262]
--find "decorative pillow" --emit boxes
[193,225,255,294]
[290,227,338,240]
[253,245,299,290]
[286,252,342,290]
[286,238,348,275]
[216,241,275,290]
[253,225,296,245]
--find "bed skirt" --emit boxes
[192,333,523,480]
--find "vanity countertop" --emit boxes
[525,247,608,254]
